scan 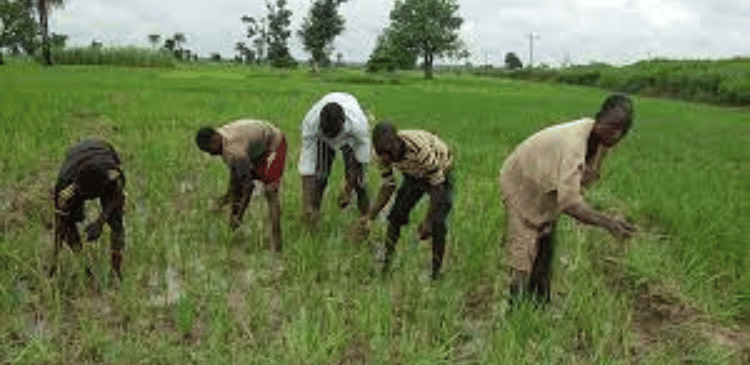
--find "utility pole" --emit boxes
[528,32,539,68]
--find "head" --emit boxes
[372,121,403,163]
[320,102,345,139]
[195,127,223,155]
[593,94,634,148]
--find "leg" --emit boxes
[313,140,335,211]
[383,175,427,274]
[265,188,282,253]
[427,174,453,279]
[504,206,540,305]
[103,190,126,280]
[341,145,369,216]
[529,221,556,304]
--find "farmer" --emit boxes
[298,92,371,230]
[369,122,454,279]
[195,119,286,253]
[51,139,126,280]
[500,93,637,305]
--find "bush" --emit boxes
[53,47,176,68]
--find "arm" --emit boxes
[229,157,256,229]
[563,201,636,238]
[85,177,125,241]
[369,175,396,220]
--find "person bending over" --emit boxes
[196,119,286,252]
[369,122,454,279]
[298,92,371,231]
[52,139,126,281]
[500,94,637,305]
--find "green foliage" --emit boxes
[366,27,417,73]
[241,15,267,64]
[387,0,463,79]
[298,0,347,68]
[0,0,38,63]
[52,46,176,67]
[266,0,294,68]
[504,52,522,70]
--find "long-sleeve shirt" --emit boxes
[499,118,606,226]
[298,92,371,175]
[378,130,454,186]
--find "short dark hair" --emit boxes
[372,121,398,150]
[195,127,218,152]
[320,102,345,138]
[596,93,634,137]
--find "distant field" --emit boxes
[477,58,750,107]
[1,63,748,364]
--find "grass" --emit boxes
[1,62,748,364]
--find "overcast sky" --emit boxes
[51,0,749,66]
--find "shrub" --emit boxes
[53,47,176,68]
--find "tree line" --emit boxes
[1,0,531,78]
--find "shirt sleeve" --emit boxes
[378,156,396,187]
[297,134,318,176]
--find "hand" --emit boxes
[607,216,636,239]
[350,215,371,241]
[85,221,103,241]
[211,195,229,212]
[337,185,353,209]
[229,215,242,230]
[417,221,432,240]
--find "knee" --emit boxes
[387,210,409,228]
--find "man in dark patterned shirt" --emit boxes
[52,139,126,281]
[369,122,454,279]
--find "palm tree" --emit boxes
[37,0,65,66]
[147,34,160,49]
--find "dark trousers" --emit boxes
[53,187,125,278]
[313,140,368,214]
[385,173,453,278]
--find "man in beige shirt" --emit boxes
[500,94,636,305]
[196,120,287,253]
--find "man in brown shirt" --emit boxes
[500,94,636,305]
[196,119,287,253]
[369,122,454,279]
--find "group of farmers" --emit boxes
[51,91,636,306]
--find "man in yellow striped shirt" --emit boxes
[369,122,454,279]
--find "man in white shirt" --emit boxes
[298,92,371,229]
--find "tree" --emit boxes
[241,15,267,64]
[147,34,160,49]
[163,38,175,52]
[235,41,255,64]
[36,0,64,65]
[49,31,65,51]
[298,0,347,71]
[265,0,294,67]
[172,32,186,59]
[0,0,37,65]
[504,52,522,70]
[366,27,417,72]
[387,0,463,79]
